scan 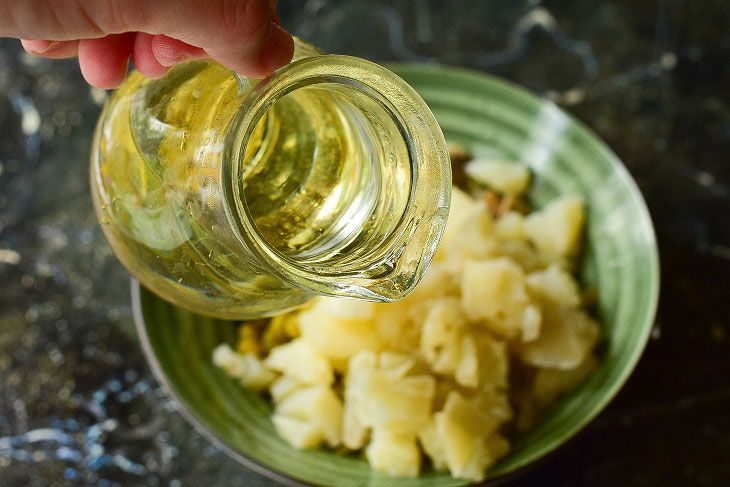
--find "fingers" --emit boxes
[133,34,210,79]
[129,0,293,77]
[78,33,136,89]
[150,35,207,67]
[132,33,170,79]
[9,0,294,85]
[255,22,295,76]
[204,20,293,78]
[21,39,79,58]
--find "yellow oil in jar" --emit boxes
[92,59,413,318]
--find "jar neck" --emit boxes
[222,55,451,301]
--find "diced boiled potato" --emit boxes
[515,306,600,369]
[442,391,502,439]
[461,257,530,339]
[372,301,420,353]
[440,206,497,267]
[342,399,369,449]
[473,333,509,390]
[453,434,509,482]
[438,186,477,250]
[524,195,585,258]
[349,349,378,372]
[532,354,598,408]
[436,392,502,479]
[514,355,598,431]
[378,352,417,379]
[418,419,447,469]
[406,262,460,302]
[212,344,276,391]
[495,211,527,241]
[521,305,542,342]
[265,338,333,385]
[297,303,381,361]
[275,384,343,447]
[345,351,435,436]
[495,239,545,272]
[456,434,510,482]
[453,439,491,482]
[270,376,305,403]
[236,325,263,357]
[464,158,531,195]
[420,298,466,375]
[341,351,376,449]
[272,414,325,449]
[262,311,301,353]
[454,334,478,388]
[311,296,376,319]
[474,386,514,425]
[422,404,506,482]
[212,344,245,375]
[526,263,582,307]
[364,372,435,434]
[366,429,421,477]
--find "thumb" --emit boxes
[130,0,294,77]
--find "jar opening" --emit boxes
[239,81,412,270]
[223,56,450,301]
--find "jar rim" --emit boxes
[222,54,451,301]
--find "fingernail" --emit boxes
[27,40,62,54]
[157,52,189,67]
[259,22,294,74]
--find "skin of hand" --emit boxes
[0,0,295,89]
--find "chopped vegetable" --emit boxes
[214,147,600,482]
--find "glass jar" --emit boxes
[90,39,451,320]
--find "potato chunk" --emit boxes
[274,384,343,448]
[297,300,381,361]
[527,263,582,307]
[420,300,464,370]
[418,419,447,469]
[524,195,585,258]
[495,211,527,241]
[265,338,333,385]
[464,158,531,195]
[366,429,421,477]
[439,186,478,250]
[461,257,534,339]
[212,344,276,391]
[515,306,600,369]
[435,391,505,481]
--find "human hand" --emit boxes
[1,0,294,89]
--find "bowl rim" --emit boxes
[131,64,660,486]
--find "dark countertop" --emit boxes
[1,1,728,486]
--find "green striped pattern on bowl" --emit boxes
[133,64,659,486]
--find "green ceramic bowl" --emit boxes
[133,65,659,486]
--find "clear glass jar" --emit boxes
[90,39,451,319]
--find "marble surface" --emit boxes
[1,1,728,485]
